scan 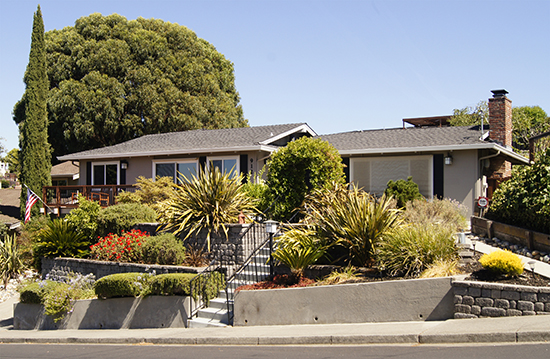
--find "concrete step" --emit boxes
[187,316,229,328]
[197,306,230,322]
[207,297,232,310]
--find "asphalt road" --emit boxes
[0,188,20,223]
[0,343,549,359]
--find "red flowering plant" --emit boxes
[90,229,149,263]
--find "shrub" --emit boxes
[419,259,461,278]
[94,272,152,299]
[304,183,401,267]
[157,167,257,251]
[241,169,272,215]
[402,198,468,232]
[272,228,327,277]
[90,229,149,263]
[377,223,457,277]
[487,149,550,234]
[266,137,345,221]
[116,176,175,209]
[141,233,185,265]
[19,281,44,304]
[19,271,96,322]
[33,219,91,269]
[1,233,24,287]
[64,194,101,239]
[183,243,209,267]
[317,266,360,285]
[479,250,523,277]
[385,176,424,208]
[96,203,157,237]
[146,273,196,296]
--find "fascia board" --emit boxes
[58,145,278,161]
[259,124,317,145]
[338,143,529,164]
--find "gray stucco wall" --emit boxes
[443,149,479,217]
[233,277,455,326]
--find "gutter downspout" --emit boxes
[477,150,501,201]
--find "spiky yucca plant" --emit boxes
[1,234,25,287]
[272,228,327,277]
[157,168,257,251]
[304,182,401,267]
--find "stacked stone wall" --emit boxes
[453,280,550,319]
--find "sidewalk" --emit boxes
[0,315,549,345]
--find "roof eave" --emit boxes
[338,143,530,164]
[57,145,278,161]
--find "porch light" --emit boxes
[120,160,128,170]
[444,155,453,165]
[264,220,278,234]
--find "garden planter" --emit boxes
[14,296,194,330]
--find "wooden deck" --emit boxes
[43,185,137,214]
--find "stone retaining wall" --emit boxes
[453,280,550,319]
[41,257,202,279]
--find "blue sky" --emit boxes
[1,0,549,153]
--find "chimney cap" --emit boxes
[491,89,509,98]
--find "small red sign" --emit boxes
[478,197,489,208]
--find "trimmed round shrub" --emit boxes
[479,250,523,277]
[147,273,196,296]
[97,203,157,237]
[94,272,151,299]
[19,282,44,304]
[142,233,186,265]
[385,176,423,208]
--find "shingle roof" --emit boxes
[51,161,79,176]
[318,125,489,152]
[59,123,311,160]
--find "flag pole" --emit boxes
[23,183,55,213]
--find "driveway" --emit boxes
[0,188,21,224]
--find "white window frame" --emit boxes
[349,155,433,199]
[207,156,240,177]
[152,159,198,183]
[91,161,120,185]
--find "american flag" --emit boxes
[25,188,40,223]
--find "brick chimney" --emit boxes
[488,89,512,179]
[488,89,512,148]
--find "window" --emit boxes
[350,156,433,198]
[92,162,119,185]
[208,157,238,178]
[153,160,198,184]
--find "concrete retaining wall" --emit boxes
[41,257,202,280]
[233,277,455,326]
[14,296,193,330]
[471,216,550,253]
[453,280,550,319]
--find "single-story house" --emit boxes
[55,90,528,217]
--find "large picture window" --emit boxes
[153,160,198,184]
[92,162,119,185]
[350,156,432,198]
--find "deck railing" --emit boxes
[42,185,137,213]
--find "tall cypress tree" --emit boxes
[15,5,51,218]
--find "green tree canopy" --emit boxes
[449,100,489,127]
[13,13,247,160]
[266,137,345,222]
[5,148,21,176]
